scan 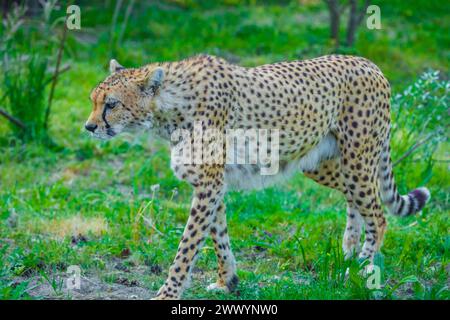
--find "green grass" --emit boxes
[0,1,448,300]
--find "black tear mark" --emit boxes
[102,106,111,129]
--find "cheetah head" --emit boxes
[85,59,164,140]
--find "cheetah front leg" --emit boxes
[154,179,225,300]
[207,202,238,292]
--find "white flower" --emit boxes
[151,184,160,193]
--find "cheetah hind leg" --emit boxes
[303,158,363,259]
[342,206,364,259]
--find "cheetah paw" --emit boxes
[151,294,179,300]
[207,282,230,292]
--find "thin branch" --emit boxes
[108,0,123,57]
[118,0,135,46]
[325,0,342,48]
[142,216,164,236]
[346,0,370,46]
[393,133,436,167]
[0,107,26,129]
[409,158,450,164]
[44,19,69,129]
[356,0,370,25]
[44,64,70,86]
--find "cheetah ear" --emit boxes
[145,67,164,93]
[109,59,124,73]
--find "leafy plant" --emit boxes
[390,70,449,191]
[0,2,67,142]
[3,54,49,140]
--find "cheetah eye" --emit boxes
[105,101,118,110]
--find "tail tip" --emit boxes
[409,187,431,213]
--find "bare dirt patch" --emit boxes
[15,271,156,300]
[20,215,109,239]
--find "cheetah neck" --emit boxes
[149,55,233,139]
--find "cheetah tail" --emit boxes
[378,139,431,217]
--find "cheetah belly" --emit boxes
[224,134,339,191]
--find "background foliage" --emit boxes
[0,0,448,299]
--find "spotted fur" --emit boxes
[86,54,430,299]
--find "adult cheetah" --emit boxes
[85,54,430,299]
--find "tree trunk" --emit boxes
[325,0,341,48]
[346,0,369,47]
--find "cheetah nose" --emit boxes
[85,123,98,132]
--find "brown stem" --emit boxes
[393,133,436,167]
[109,0,123,57]
[44,64,71,86]
[118,0,135,46]
[44,20,69,129]
[0,107,26,129]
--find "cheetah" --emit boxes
[85,54,430,299]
